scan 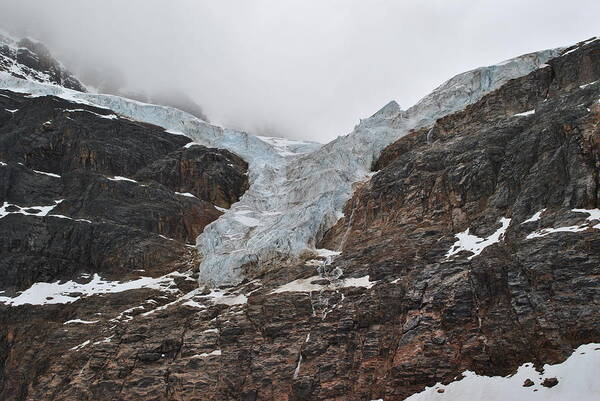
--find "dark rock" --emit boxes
[523,379,534,387]
[0,36,86,91]
[137,352,162,363]
[542,377,559,388]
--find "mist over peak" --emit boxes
[0,0,599,142]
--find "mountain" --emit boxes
[0,33,599,401]
[0,30,209,122]
[0,32,86,92]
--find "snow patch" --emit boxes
[522,209,546,224]
[403,343,600,401]
[0,272,182,306]
[514,109,535,117]
[64,319,98,325]
[183,141,201,148]
[64,108,118,120]
[580,80,598,89]
[527,209,600,239]
[204,289,248,306]
[33,169,61,178]
[446,218,511,260]
[48,214,92,223]
[175,192,197,198]
[193,350,222,358]
[69,340,91,351]
[107,176,137,183]
[0,199,63,219]
[271,274,376,294]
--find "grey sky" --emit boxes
[0,0,598,142]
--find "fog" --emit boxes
[0,0,599,142]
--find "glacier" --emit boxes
[0,46,561,285]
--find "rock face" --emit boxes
[0,89,248,294]
[0,33,86,92]
[0,37,599,401]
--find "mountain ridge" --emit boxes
[0,34,599,400]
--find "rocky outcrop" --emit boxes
[0,90,248,296]
[0,34,86,92]
[1,38,599,401]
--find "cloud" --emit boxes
[0,0,598,142]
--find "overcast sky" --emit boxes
[0,1,599,142]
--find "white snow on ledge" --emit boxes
[514,109,536,117]
[107,175,138,183]
[271,274,375,294]
[403,343,600,401]
[526,209,600,239]
[522,209,546,224]
[193,349,222,358]
[33,169,61,178]
[0,272,182,306]
[175,192,197,198]
[0,200,63,218]
[63,319,98,325]
[446,218,511,260]
[63,108,118,120]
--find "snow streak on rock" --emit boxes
[0,272,185,306]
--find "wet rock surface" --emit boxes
[0,39,600,401]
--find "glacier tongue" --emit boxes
[0,47,561,285]
[195,47,561,285]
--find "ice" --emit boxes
[403,343,600,401]
[446,218,511,260]
[0,45,561,285]
[233,214,261,227]
[257,135,321,157]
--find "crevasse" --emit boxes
[0,47,561,285]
